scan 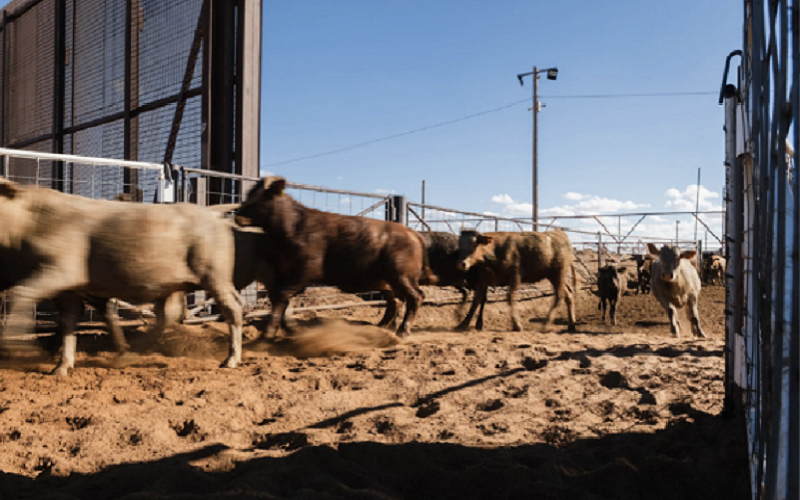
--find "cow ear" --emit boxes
[0,180,18,199]
[478,235,493,245]
[646,243,660,256]
[681,250,697,260]
[259,176,287,195]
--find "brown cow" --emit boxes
[0,178,244,374]
[420,231,478,302]
[455,230,578,332]
[594,265,627,325]
[647,243,706,338]
[234,176,434,338]
[631,254,655,294]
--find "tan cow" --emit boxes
[0,179,244,374]
[703,255,726,285]
[456,230,578,332]
[647,243,706,338]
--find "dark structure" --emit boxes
[0,0,261,202]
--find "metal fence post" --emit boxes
[597,232,602,269]
[392,195,407,225]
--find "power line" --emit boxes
[263,91,716,168]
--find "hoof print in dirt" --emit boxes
[415,399,440,418]
[254,431,310,451]
[638,390,657,405]
[599,371,629,389]
[477,399,504,412]
[521,357,548,371]
[171,419,205,442]
[503,385,528,399]
[373,417,396,435]
[66,416,92,431]
[336,421,354,434]
[540,425,576,447]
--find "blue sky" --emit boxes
[261,1,741,242]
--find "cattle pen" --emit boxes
[0,147,712,327]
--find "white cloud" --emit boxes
[340,196,351,204]
[491,193,515,204]
[664,184,722,211]
[337,176,344,181]
[564,192,584,201]
[259,169,276,177]
[375,188,396,195]
[540,194,650,218]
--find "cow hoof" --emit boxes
[454,323,471,333]
[567,326,577,333]
[220,357,239,369]
[51,366,71,376]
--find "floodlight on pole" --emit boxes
[517,66,558,230]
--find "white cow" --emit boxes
[647,243,707,339]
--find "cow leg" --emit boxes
[377,289,399,328]
[599,299,606,321]
[209,285,244,369]
[1,271,80,359]
[507,279,523,332]
[666,303,681,338]
[99,299,130,354]
[543,280,565,333]
[51,294,84,376]
[609,298,617,326]
[457,282,485,332]
[394,277,422,338]
[475,290,488,331]
[688,295,707,338]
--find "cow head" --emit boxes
[235,176,287,228]
[457,230,493,271]
[647,243,696,282]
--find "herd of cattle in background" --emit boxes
[0,175,726,375]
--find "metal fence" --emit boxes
[722,1,798,499]
[1,148,716,326]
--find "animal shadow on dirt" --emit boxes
[2,411,749,500]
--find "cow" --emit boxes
[419,231,478,302]
[455,230,578,333]
[0,178,244,375]
[703,254,726,286]
[594,265,627,325]
[631,254,655,294]
[233,176,434,338]
[647,243,707,338]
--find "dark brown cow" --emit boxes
[594,265,627,325]
[234,176,434,338]
[455,230,578,332]
[420,231,478,301]
[631,254,655,294]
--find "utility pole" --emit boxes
[517,66,558,231]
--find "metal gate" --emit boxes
[722,1,798,498]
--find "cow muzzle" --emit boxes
[456,260,470,272]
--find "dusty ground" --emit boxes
[0,284,749,500]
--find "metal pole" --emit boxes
[421,179,425,225]
[694,168,701,244]
[675,220,680,245]
[533,66,538,230]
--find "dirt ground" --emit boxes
[0,284,749,500]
